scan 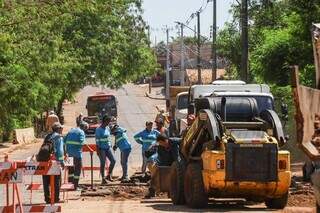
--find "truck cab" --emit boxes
[174,92,188,134]
[187,80,271,114]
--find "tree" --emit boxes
[0,1,157,140]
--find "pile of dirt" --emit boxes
[288,175,316,207]
[81,184,148,200]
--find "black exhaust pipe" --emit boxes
[221,97,227,121]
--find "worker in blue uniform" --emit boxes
[134,121,160,174]
[96,115,116,184]
[42,122,65,203]
[111,125,132,182]
[64,121,88,190]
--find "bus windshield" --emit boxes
[87,95,117,117]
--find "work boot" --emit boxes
[101,178,107,185]
[144,188,155,199]
[121,177,130,183]
[106,175,114,182]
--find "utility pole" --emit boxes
[240,0,248,82]
[197,11,202,84]
[165,28,170,101]
[212,0,217,82]
[147,26,151,47]
[180,24,185,86]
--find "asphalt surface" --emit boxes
[0,83,165,205]
[0,84,315,212]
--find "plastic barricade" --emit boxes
[82,144,110,189]
[0,157,62,213]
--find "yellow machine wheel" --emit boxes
[184,163,208,208]
[170,161,186,205]
[265,192,288,209]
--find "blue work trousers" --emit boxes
[68,157,82,189]
[121,149,131,179]
[98,148,116,178]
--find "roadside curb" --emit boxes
[145,92,165,100]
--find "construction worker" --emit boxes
[46,111,59,132]
[64,121,89,190]
[144,134,181,198]
[134,121,160,174]
[76,113,84,127]
[42,122,64,203]
[96,115,116,184]
[111,125,132,182]
[155,119,169,137]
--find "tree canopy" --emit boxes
[0,1,157,140]
[217,0,319,87]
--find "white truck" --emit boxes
[171,80,273,135]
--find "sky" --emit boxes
[142,0,234,44]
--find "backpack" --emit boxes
[36,133,55,162]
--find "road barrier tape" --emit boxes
[17,161,61,176]
[25,183,42,190]
[0,159,63,213]
[0,205,61,213]
[0,162,12,172]
[0,162,23,184]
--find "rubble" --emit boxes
[288,175,316,207]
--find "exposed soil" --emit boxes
[81,185,148,200]
[288,175,316,207]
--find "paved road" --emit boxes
[0,83,165,204]
[62,84,165,177]
[0,84,315,212]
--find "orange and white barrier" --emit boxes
[82,144,110,189]
[0,205,61,213]
[0,157,62,213]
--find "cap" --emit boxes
[52,122,63,131]
[146,121,153,126]
[79,121,89,130]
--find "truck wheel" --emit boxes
[184,163,208,208]
[170,161,185,205]
[265,193,288,209]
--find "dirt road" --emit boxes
[0,84,316,212]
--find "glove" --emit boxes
[113,145,117,151]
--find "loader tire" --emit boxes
[184,163,208,208]
[170,161,185,205]
[265,193,288,209]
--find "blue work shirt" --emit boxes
[50,132,64,163]
[95,126,112,150]
[64,128,86,159]
[134,129,160,152]
[114,127,132,151]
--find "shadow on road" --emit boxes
[147,203,274,212]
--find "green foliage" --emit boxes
[0,1,156,140]
[216,22,241,79]
[217,0,318,86]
